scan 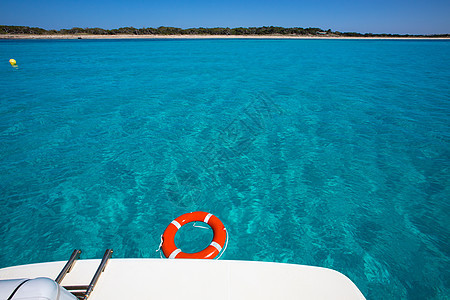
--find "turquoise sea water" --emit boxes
[0,39,449,299]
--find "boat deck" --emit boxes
[0,259,365,299]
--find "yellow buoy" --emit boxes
[9,59,17,66]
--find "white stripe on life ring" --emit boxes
[210,241,222,252]
[168,249,182,259]
[204,213,213,224]
[171,220,181,229]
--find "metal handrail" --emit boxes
[55,250,82,284]
[82,249,113,299]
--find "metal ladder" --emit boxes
[55,249,113,300]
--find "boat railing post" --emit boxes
[55,249,82,284]
[82,249,113,299]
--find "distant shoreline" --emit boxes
[1,34,449,40]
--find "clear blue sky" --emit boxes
[1,0,449,34]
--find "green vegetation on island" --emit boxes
[0,25,448,37]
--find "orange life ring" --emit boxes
[161,211,227,259]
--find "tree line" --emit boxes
[0,25,448,37]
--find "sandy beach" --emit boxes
[1,34,448,40]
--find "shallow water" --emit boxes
[0,39,449,299]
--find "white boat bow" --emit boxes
[0,258,365,299]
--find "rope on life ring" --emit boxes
[160,211,227,259]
